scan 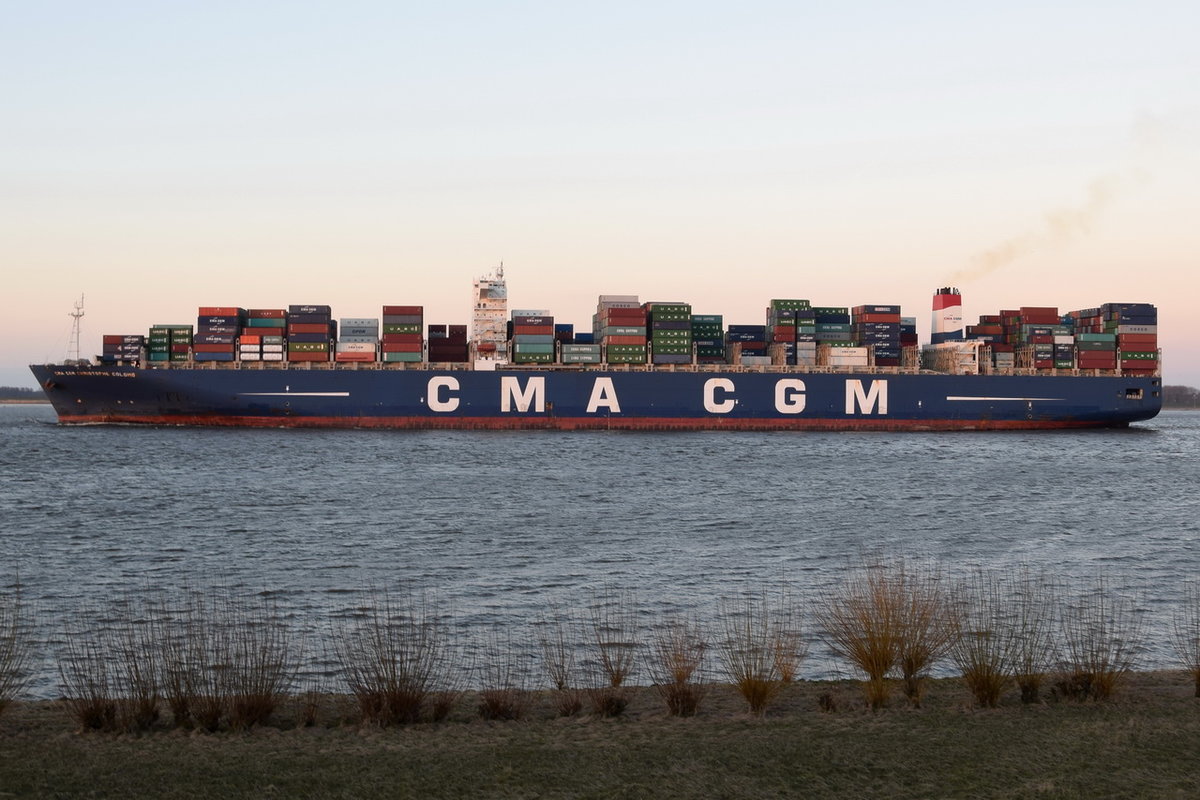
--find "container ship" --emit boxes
[29,276,1162,431]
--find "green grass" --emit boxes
[3,673,1200,798]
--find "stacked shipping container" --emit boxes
[510,310,555,364]
[100,335,144,365]
[194,307,243,363]
[381,306,422,363]
[287,305,334,362]
[646,302,692,365]
[428,324,469,362]
[595,296,647,365]
[852,304,903,367]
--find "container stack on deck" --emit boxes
[766,299,812,367]
[380,306,422,363]
[242,309,287,362]
[646,302,692,365]
[692,314,725,364]
[148,324,194,363]
[595,296,647,365]
[1069,302,1158,374]
[427,323,469,362]
[852,305,903,367]
[100,335,144,365]
[336,317,380,363]
[727,324,768,364]
[510,310,555,364]
[287,305,334,362]
[193,307,243,363]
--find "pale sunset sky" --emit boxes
[4,1,1198,386]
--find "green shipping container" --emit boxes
[770,299,811,310]
[288,342,330,352]
[383,324,422,334]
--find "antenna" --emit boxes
[68,294,85,363]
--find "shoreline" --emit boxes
[2,672,1198,798]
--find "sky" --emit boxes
[4,1,1198,387]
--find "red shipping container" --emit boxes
[603,335,646,345]
[1020,306,1059,317]
[601,310,647,322]
[1028,335,1054,344]
[248,308,287,318]
[170,343,191,354]
[334,353,376,362]
[382,305,423,316]
[875,357,901,367]
[513,325,554,335]
[855,313,902,323]
[288,323,330,335]
[1118,334,1157,346]
[102,335,125,345]
[287,352,328,362]
[382,343,423,353]
[193,343,235,353]
[239,334,262,345]
[1034,359,1054,368]
[448,325,467,335]
[382,333,423,344]
[198,306,241,316]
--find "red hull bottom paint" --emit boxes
[60,413,1129,432]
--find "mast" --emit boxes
[67,294,85,363]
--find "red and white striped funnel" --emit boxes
[931,287,963,344]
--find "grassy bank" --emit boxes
[2,673,1199,799]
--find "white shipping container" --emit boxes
[741,356,772,366]
[340,318,380,327]
[1054,335,1074,345]
[262,353,284,361]
[240,352,261,361]
[262,344,284,353]
[336,342,376,353]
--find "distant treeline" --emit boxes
[0,386,44,401]
[1164,385,1200,409]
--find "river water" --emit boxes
[2,404,1198,695]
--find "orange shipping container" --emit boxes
[198,306,241,316]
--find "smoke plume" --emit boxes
[951,170,1149,283]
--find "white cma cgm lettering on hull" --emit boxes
[423,375,889,415]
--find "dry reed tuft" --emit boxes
[949,570,1013,708]
[585,589,639,717]
[1170,581,1200,698]
[225,594,298,730]
[770,587,808,684]
[818,563,901,709]
[537,604,583,717]
[718,592,785,717]
[0,581,33,719]
[334,587,448,726]
[648,616,708,717]
[893,561,957,707]
[475,626,531,721]
[1057,575,1145,701]
[58,609,118,731]
[109,598,162,731]
[1009,568,1057,704]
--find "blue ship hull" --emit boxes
[29,363,1162,430]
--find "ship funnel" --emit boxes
[931,287,963,344]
